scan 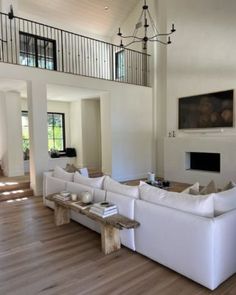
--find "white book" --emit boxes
[90,207,118,215]
[93,202,117,212]
[90,208,118,218]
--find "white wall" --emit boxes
[70,99,83,168]
[163,0,236,185]
[81,98,101,170]
[111,87,153,181]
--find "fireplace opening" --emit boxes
[186,152,220,173]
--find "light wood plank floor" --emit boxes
[1,197,236,295]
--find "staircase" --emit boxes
[0,179,34,202]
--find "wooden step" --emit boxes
[88,168,103,178]
[0,188,34,202]
[89,172,104,178]
[0,181,30,193]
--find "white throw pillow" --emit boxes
[181,182,200,194]
[104,176,139,199]
[74,171,104,189]
[139,182,214,218]
[53,166,74,182]
[214,186,236,216]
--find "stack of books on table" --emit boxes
[54,191,71,202]
[90,202,118,218]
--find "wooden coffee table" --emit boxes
[45,194,140,255]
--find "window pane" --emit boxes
[45,42,54,58]
[116,50,125,79]
[20,54,36,67]
[22,127,29,140]
[48,126,54,139]
[47,114,54,126]
[54,127,63,139]
[54,139,63,151]
[53,114,63,127]
[46,58,54,70]
[48,139,54,150]
[38,57,46,69]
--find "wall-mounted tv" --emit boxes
[178,90,234,129]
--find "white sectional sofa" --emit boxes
[43,169,236,290]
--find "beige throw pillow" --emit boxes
[199,180,217,195]
[65,164,79,173]
[222,181,236,192]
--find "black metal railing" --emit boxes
[0,12,150,86]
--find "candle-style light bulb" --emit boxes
[171,23,176,33]
[118,27,122,36]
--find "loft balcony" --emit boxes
[0,11,150,87]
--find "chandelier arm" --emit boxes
[121,35,142,39]
[149,31,173,40]
[147,9,160,35]
[123,40,142,48]
[150,39,168,45]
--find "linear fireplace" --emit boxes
[186,152,221,173]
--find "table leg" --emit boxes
[54,203,70,226]
[101,224,121,255]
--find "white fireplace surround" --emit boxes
[164,136,236,188]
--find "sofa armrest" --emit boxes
[43,175,66,199]
[213,209,236,288]
[134,199,215,289]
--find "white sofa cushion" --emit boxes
[74,172,105,189]
[94,188,106,203]
[214,186,236,216]
[104,176,139,199]
[53,166,74,182]
[139,182,214,218]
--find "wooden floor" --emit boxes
[1,198,236,295]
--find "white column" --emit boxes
[0,91,24,176]
[27,80,48,196]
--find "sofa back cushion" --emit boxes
[214,186,236,216]
[139,182,214,218]
[53,166,74,182]
[74,171,104,189]
[104,176,139,199]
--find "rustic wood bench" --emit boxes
[45,194,140,255]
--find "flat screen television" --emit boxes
[178,90,234,129]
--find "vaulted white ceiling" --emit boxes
[18,0,139,39]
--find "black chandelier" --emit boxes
[117,0,176,50]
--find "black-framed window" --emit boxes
[21,111,66,153]
[22,111,30,153]
[115,50,125,79]
[19,32,57,70]
[47,112,65,151]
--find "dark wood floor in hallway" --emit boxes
[0,197,236,295]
